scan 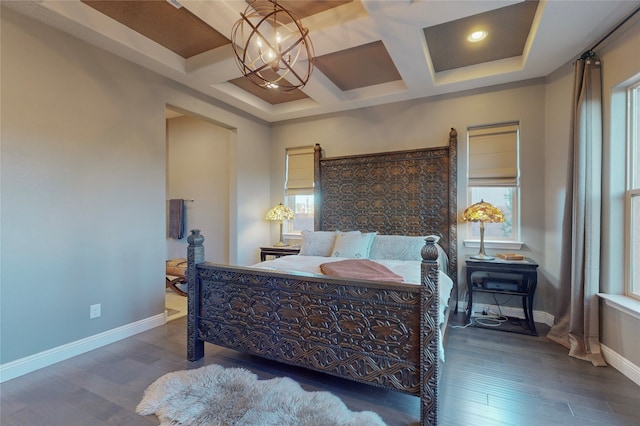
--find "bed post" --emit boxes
[187,229,205,362]
[313,143,322,231]
[448,127,458,312]
[420,236,440,426]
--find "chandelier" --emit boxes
[231,0,314,92]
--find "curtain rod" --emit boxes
[580,5,640,59]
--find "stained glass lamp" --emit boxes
[266,203,295,246]
[461,200,505,260]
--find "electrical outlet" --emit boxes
[90,303,101,319]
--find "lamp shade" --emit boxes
[461,200,505,260]
[461,200,505,223]
[266,203,295,221]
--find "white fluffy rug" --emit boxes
[137,364,387,426]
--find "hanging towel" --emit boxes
[168,199,185,239]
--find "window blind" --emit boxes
[468,124,519,186]
[285,146,314,194]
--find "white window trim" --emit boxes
[467,123,521,244]
[285,146,315,236]
[625,189,640,301]
[625,81,640,301]
[463,239,524,250]
[598,293,640,320]
[592,76,640,318]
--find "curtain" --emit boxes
[546,55,606,366]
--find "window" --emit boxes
[628,190,640,299]
[284,146,315,233]
[626,82,640,300]
[467,123,520,242]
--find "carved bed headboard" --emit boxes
[313,128,458,282]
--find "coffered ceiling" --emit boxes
[5,0,640,123]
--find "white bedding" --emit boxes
[251,255,453,323]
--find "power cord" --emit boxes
[473,296,510,327]
[473,316,508,327]
[450,322,473,329]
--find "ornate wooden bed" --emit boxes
[186,128,458,426]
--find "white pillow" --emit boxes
[369,235,441,261]
[298,230,338,256]
[331,232,377,258]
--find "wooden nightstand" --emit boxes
[465,256,539,335]
[260,246,300,261]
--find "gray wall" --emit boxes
[0,7,271,365]
[543,61,572,318]
[166,115,231,264]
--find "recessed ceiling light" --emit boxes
[467,30,487,42]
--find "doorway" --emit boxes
[165,107,232,320]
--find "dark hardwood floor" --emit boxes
[2,315,639,425]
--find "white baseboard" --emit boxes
[601,344,640,387]
[0,313,166,383]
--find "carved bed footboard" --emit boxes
[187,230,443,426]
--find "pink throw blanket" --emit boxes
[320,259,404,282]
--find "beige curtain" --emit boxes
[547,55,606,366]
